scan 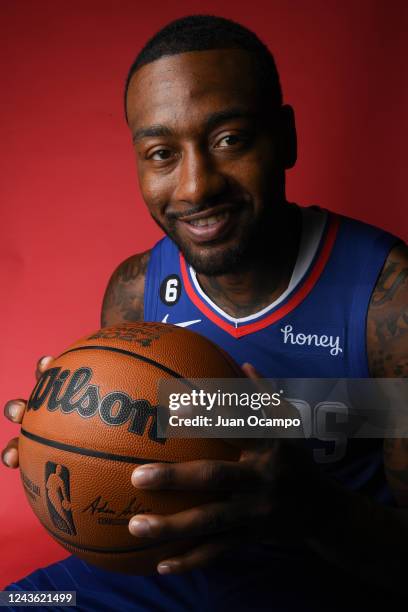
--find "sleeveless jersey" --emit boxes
[144,205,400,502]
[6,206,402,610]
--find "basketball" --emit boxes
[19,322,241,574]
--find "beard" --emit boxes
[153,202,281,276]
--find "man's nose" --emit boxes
[173,146,227,206]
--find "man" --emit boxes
[2,14,408,611]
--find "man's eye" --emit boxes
[150,149,172,161]
[216,135,243,148]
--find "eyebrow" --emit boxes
[204,107,255,132]
[132,107,255,143]
[132,125,173,143]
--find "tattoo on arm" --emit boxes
[368,243,408,506]
[367,243,408,378]
[101,251,151,326]
[371,262,408,308]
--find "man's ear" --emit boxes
[278,105,297,169]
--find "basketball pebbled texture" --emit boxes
[19,322,242,574]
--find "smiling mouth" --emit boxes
[176,208,236,244]
[187,212,228,227]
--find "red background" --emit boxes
[1,0,407,588]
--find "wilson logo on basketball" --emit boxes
[27,367,162,443]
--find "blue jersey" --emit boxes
[6,206,401,611]
[145,206,394,378]
[145,205,399,501]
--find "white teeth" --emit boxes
[189,213,227,227]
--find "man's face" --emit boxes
[126,48,285,275]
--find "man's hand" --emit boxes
[1,356,53,468]
[128,363,313,575]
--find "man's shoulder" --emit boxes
[109,250,152,283]
[101,250,151,326]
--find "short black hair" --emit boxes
[124,14,283,121]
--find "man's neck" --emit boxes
[196,204,302,318]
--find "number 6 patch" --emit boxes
[160,275,181,305]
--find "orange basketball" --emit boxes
[19,322,241,574]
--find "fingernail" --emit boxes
[243,362,255,370]
[7,404,19,420]
[129,517,151,537]
[8,400,25,419]
[132,467,156,486]
[158,562,177,575]
[242,363,259,377]
[3,448,17,467]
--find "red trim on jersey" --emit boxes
[179,214,340,338]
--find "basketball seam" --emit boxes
[21,428,173,464]
[58,345,184,378]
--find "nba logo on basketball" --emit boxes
[45,462,77,536]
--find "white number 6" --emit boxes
[165,278,179,303]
